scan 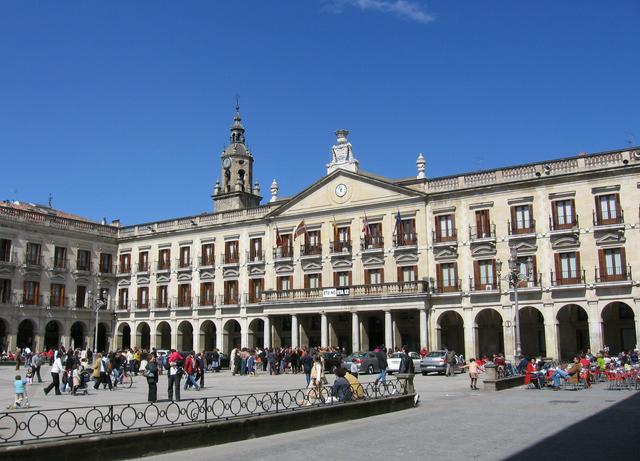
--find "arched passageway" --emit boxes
[136,322,151,350]
[557,304,589,359]
[223,319,241,353]
[17,320,35,349]
[70,321,85,349]
[437,310,464,356]
[519,306,546,357]
[177,321,193,351]
[156,322,171,350]
[602,302,636,354]
[116,323,131,350]
[475,309,504,358]
[200,320,217,351]
[44,320,62,350]
[248,318,264,349]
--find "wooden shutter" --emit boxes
[531,256,538,284]
[451,214,456,238]
[620,247,627,271]
[473,261,480,288]
[551,201,558,229]
[397,266,403,284]
[575,252,581,282]
[614,194,621,218]
[510,206,517,232]
[475,211,482,234]
[364,270,370,286]
[595,196,602,223]
[569,199,576,224]
[380,268,384,284]
[347,272,352,286]
[436,264,442,290]
[434,216,441,240]
[333,272,338,287]
[491,260,496,288]
[598,249,605,280]
[554,253,561,282]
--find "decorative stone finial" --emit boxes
[214,179,220,195]
[327,129,359,175]
[270,179,279,202]
[416,153,426,179]
[253,181,260,195]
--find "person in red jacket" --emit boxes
[167,349,184,401]
[183,351,200,391]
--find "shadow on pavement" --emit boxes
[504,391,640,460]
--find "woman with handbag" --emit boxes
[144,354,159,402]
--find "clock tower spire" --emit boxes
[212,104,262,212]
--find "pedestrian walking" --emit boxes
[44,354,63,395]
[374,347,388,385]
[144,355,159,402]
[31,352,43,383]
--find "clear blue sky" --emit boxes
[1,1,639,225]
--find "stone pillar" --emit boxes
[352,312,360,353]
[264,316,271,348]
[193,324,200,353]
[241,318,248,349]
[502,305,515,361]
[170,321,178,350]
[463,308,475,359]
[149,322,157,350]
[5,333,15,353]
[419,308,428,350]
[543,303,558,360]
[291,314,299,348]
[588,320,603,354]
[384,310,393,350]
[321,313,328,348]
[216,322,224,352]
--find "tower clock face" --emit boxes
[335,183,348,197]
[222,158,232,169]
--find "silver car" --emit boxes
[420,350,464,375]
[342,352,381,374]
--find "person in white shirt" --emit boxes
[44,355,64,395]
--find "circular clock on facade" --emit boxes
[222,158,232,169]
[335,183,348,197]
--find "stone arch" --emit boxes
[116,322,132,350]
[199,320,217,351]
[177,320,194,352]
[70,321,87,349]
[44,320,63,350]
[223,319,241,353]
[475,308,504,358]
[136,322,151,350]
[518,306,546,357]
[436,310,464,356]
[602,302,636,354]
[0,318,9,351]
[17,319,36,350]
[156,321,171,350]
[97,322,109,353]
[556,304,589,360]
[248,318,264,349]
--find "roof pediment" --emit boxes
[267,170,425,219]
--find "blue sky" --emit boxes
[1,1,639,225]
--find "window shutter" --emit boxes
[436,264,442,290]
[598,249,605,277]
[569,199,576,224]
[333,272,338,287]
[348,272,352,286]
[434,216,441,240]
[531,256,538,284]
[551,201,558,228]
[364,269,370,286]
[397,266,403,284]
[451,214,456,237]
[491,260,496,287]
[475,211,482,233]
[380,268,384,284]
[614,193,621,216]
[473,261,480,288]
[554,253,561,281]
[595,196,602,222]
[620,247,627,271]
[575,252,581,281]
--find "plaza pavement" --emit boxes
[2,365,638,460]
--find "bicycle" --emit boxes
[111,366,134,388]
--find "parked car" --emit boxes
[387,351,421,374]
[342,352,380,374]
[321,351,344,373]
[420,350,464,375]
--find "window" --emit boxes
[23,281,39,305]
[305,231,321,255]
[304,273,322,290]
[552,199,575,229]
[138,251,149,272]
[224,280,239,304]
[137,287,149,308]
[75,286,86,308]
[365,268,384,286]
[0,239,11,262]
[158,249,171,270]
[398,266,417,284]
[434,214,456,242]
[511,204,534,233]
[156,285,169,307]
[598,247,627,282]
[278,234,293,257]
[179,246,191,268]
[363,222,383,248]
[117,288,129,309]
[554,252,581,284]
[334,271,351,287]
[119,253,131,273]
[333,227,351,252]
[249,238,262,260]
[77,250,91,271]
[200,282,214,306]
[474,209,492,238]
[0,279,11,303]
[249,278,263,303]
[595,194,621,225]
[436,263,458,292]
[515,255,537,286]
[474,260,496,290]
[25,242,41,265]
[201,243,214,266]
[53,246,67,269]
[178,284,191,306]
[225,241,239,264]
[277,275,292,291]
[396,218,416,246]
[99,253,113,273]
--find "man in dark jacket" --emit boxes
[398,347,415,374]
[301,350,314,386]
[374,348,388,385]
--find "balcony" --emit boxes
[99,264,115,275]
[174,296,192,309]
[0,251,18,267]
[508,273,543,292]
[134,299,150,311]
[156,261,171,272]
[432,229,457,245]
[0,293,17,305]
[115,300,130,312]
[220,294,240,306]
[329,240,352,255]
[593,210,624,228]
[195,295,215,308]
[24,255,44,268]
[75,261,92,273]
[550,270,586,288]
[361,236,384,252]
[393,233,418,248]
[246,250,265,265]
[262,281,428,303]
[176,258,192,272]
[137,262,149,273]
[20,295,43,306]
[469,224,496,241]
[595,266,632,285]
[152,299,171,311]
[272,246,294,261]
[300,244,322,258]
[549,215,579,233]
[431,279,463,295]
[222,252,240,266]
[116,264,132,276]
[48,296,69,308]
[469,278,499,294]
[198,256,215,268]
[51,258,69,272]
[73,296,89,309]
[508,220,536,237]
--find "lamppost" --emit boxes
[499,248,533,361]
[88,290,106,352]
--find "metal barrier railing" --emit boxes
[0,379,408,445]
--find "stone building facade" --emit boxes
[1,109,639,360]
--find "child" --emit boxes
[248,354,256,376]
[25,366,34,385]
[463,358,483,390]
[11,375,28,409]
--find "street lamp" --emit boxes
[92,296,106,353]
[499,248,533,361]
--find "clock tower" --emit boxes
[212,105,262,212]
